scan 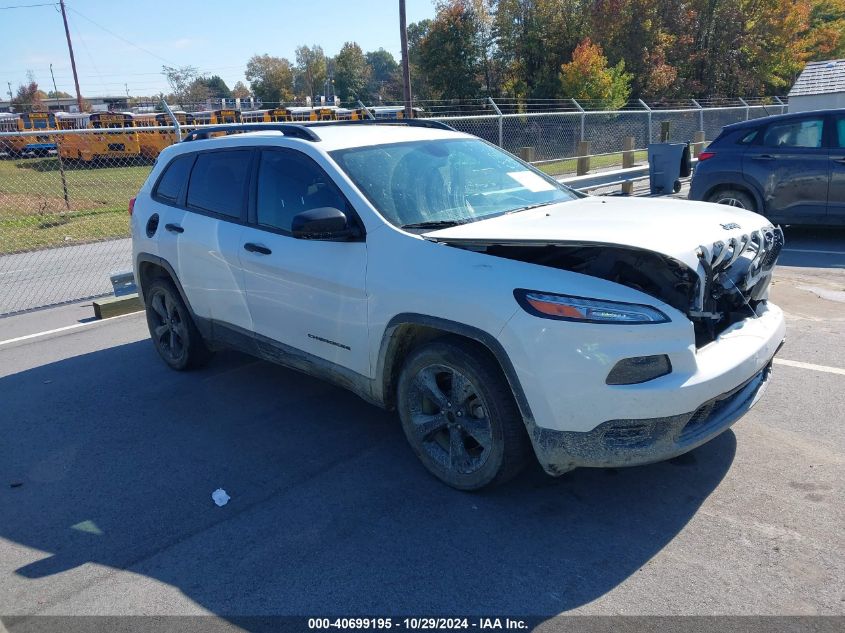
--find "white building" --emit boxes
[788,59,845,112]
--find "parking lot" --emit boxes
[0,225,842,628]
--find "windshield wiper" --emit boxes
[506,201,556,214]
[400,219,468,230]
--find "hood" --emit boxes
[422,196,773,270]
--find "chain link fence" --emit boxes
[0,98,786,316]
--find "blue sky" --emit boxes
[0,0,436,99]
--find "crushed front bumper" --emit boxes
[532,360,773,475]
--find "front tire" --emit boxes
[708,188,756,211]
[144,278,212,370]
[396,337,529,490]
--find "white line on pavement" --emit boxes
[781,248,845,256]
[774,358,845,376]
[0,311,142,349]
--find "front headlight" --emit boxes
[514,289,670,324]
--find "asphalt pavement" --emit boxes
[0,227,842,629]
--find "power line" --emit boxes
[0,2,56,9]
[66,5,175,66]
[66,6,109,96]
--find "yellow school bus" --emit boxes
[190,109,241,137]
[241,108,304,123]
[313,107,339,121]
[0,112,58,157]
[370,106,423,119]
[56,112,141,163]
[135,111,193,159]
[240,109,269,123]
[335,107,369,121]
[191,109,241,125]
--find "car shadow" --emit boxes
[0,339,736,618]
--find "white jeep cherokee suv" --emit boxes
[131,120,785,490]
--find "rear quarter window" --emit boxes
[738,129,758,144]
[710,128,757,147]
[153,154,194,203]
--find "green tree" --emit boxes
[11,73,45,112]
[419,0,482,99]
[559,38,632,108]
[161,65,202,105]
[407,19,434,100]
[47,90,72,99]
[231,81,251,99]
[295,45,328,99]
[195,75,231,99]
[494,0,588,99]
[588,0,680,99]
[334,42,370,102]
[805,0,845,59]
[365,48,402,102]
[245,54,295,104]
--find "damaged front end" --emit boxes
[692,226,784,345]
[432,225,784,347]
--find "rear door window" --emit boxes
[186,150,251,219]
[762,118,824,148]
[836,117,845,149]
[153,154,194,203]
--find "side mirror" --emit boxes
[291,207,353,241]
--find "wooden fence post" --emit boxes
[622,136,635,168]
[518,146,535,163]
[576,141,591,176]
[693,130,706,157]
[660,121,671,142]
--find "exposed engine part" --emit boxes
[694,226,783,344]
[460,243,699,315]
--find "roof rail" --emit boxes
[180,118,457,143]
[182,123,321,143]
[302,118,456,132]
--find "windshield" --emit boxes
[331,138,579,228]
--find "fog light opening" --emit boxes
[606,355,672,385]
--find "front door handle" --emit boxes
[164,223,184,234]
[752,154,776,160]
[244,242,272,255]
[833,157,845,165]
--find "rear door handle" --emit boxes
[752,154,776,160]
[833,157,845,164]
[244,242,272,255]
[164,223,184,234]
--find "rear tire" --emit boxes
[144,278,212,371]
[396,337,529,490]
[708,188,756,211]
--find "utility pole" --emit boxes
[399,0,412,118]
[59,0,84,112]
[6,82,12,111]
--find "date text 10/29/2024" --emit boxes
[308,618,529,630]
